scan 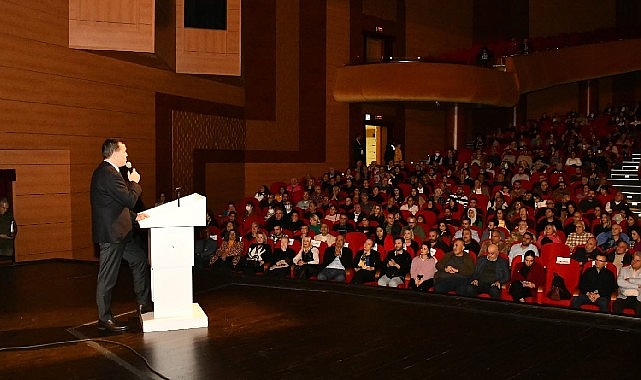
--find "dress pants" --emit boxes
[434,277,469,295]
[570,294,610,313]
[612,297,641,316]
[97,238,150,322]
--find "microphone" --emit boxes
[125,161,133,173]
[175,187,181,207]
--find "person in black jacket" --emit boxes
[317,235,353,282]
[90,139,150,333]
[570,253,617,312]
[350,239,381,284]
[466,244,510,299]
[378,237,412,287]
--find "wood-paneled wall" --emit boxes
[529,0,616,37]
[69,0,155,52]
[176,0,241,75]
[0,150,72,261]
[404,106,446,161]
[405,0,474,57]
[0,0,243,261]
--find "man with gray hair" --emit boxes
[612,251,641,317]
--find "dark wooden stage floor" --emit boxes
[1,260,640,379]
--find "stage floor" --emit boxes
[1,261,639,379]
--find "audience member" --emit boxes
[317,234,353,282]
[292,236,320,279]
[570,253,617,313]
[314,223,336,246]
[409,242,437,291]
[434,239,475,295]
[508,250,545,302]
[571,237,601,264]
[612,251,641,317]
[268,236,295,277]
[508,231,538,265]
[351,239,381,284]
[565,221,594,252]
[465,244,510,299]
[378,237,412,287]
[210,229,243,269]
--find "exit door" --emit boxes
[365,125,386,165]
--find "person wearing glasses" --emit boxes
[465,244,510,299]
[404,216,426,240]
[570,252,617,313]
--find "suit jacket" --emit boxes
[91,161,142,243]
[471,256,510,285]
[321,246,354,269]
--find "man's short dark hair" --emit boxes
[523,231,534,239]
[102,138,122,159]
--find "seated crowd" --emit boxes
[196,104,641,317]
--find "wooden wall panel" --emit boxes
[404,107,446,162]
[15,224,73,259]
[0,32,243,107]
[0,150,72,262]
[0,66,153,114]
[205,163,244,213]
[405,0,474,57]
[362,0,398,21]
[0,100,154,139]
[529,0,616,38]
[175,0,242,75]
[0,1,68,46]
[526,83,580,120]
[69,0,155,52]
[1,0,243,262]
[325,0,351,168]
[245,0,299,150]
[243,0,276,121]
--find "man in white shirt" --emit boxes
[508,231,538,265]
[612,251,641,316]
[314,223,336,247]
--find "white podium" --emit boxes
[138,193,209,332]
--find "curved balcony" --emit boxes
[334,38,641,107]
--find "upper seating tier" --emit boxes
[334,39,641,107]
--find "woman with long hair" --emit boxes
[210,229,243,269]
[409,242,436,292]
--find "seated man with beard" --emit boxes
[466,244,510,299]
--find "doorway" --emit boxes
[365,125,386,165]
[364,33,394,63]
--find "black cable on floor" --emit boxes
[0,337,170,380]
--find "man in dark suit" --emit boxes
[91,139,150,333]
[317,234,353,282]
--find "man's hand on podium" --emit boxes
[136,213,149,221]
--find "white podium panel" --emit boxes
[151,266,193,318]
[138,193,209,332]
[149,227,194,268]
[139,193,206,229]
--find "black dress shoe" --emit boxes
[138,304,154,315]
[98,319,129,333]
